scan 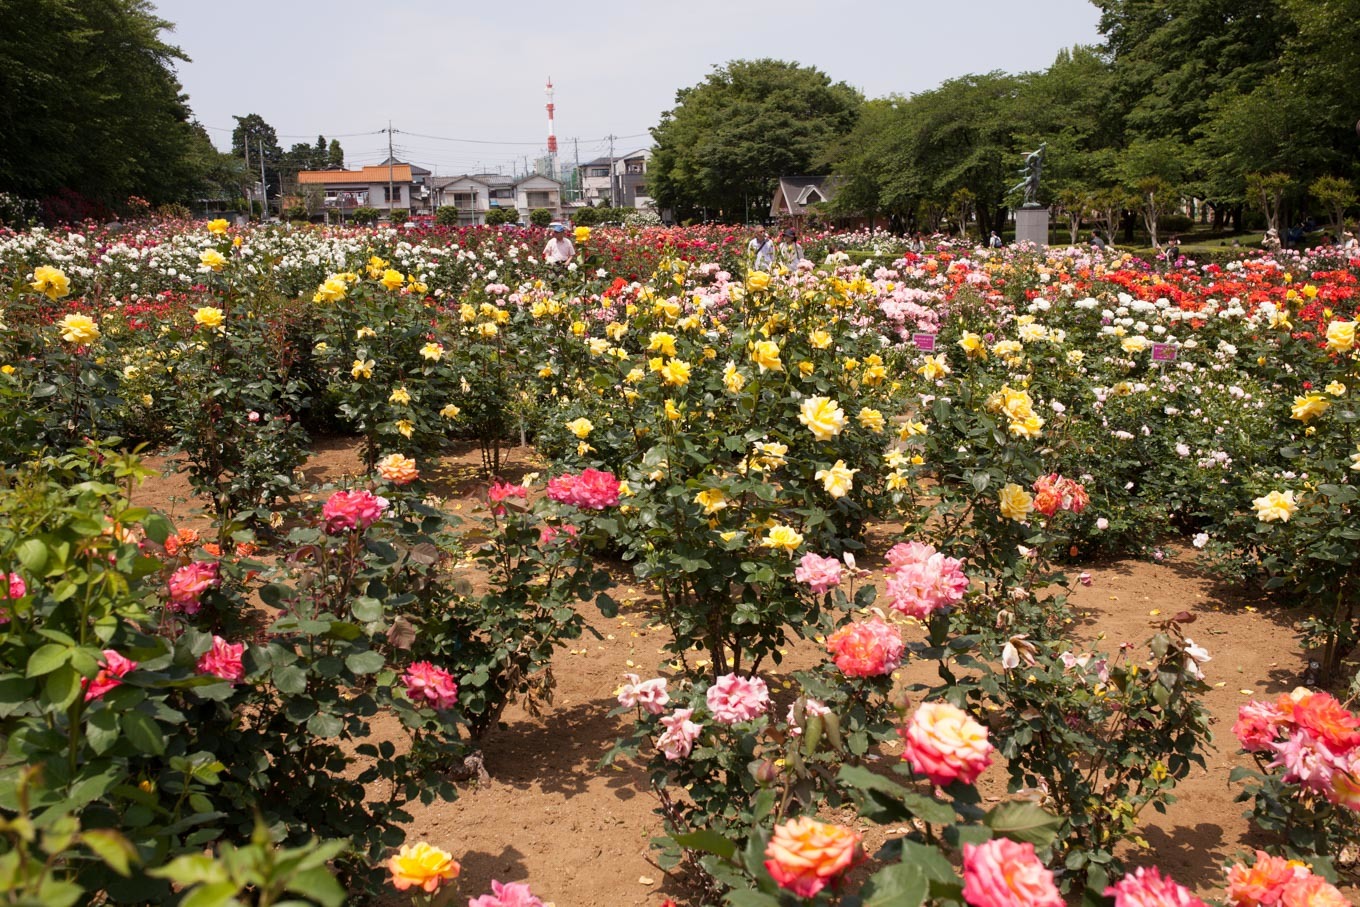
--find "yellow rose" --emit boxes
[958,331,987,359]
[477,322,499,338]
[799,396,846,441]
[808,329,833,350]
[1325,320,1356,352]
[761,524,804,552]
[387,841,459,893]
[57,313,100,345]
[660,358,691,386]
[193,306,225,330]
[439,403,461,419]
[395,419,414,438]
[566,417,593,439]
[999,483,1034,522]
[1326,381,1346,396]
[389,387,412,405]
[899,420,927,439]
[1120,335,1150,354]
[750,340,783,372]
[648,332,677,357]
[30,266,71,301]
[313,276,348,303]
[750,440,789,471]
[351,358,374,379]
[917,354,950,380]
[366,256,389,278]
[574,225,591,243]
[420,342,444,361]
[695,488,728,515]
[1008,413,1045,438]
[747,271,772,291]
[723,362,747,393]
[206,218,229,235]
[664,398,682,421]
[1253,490,1297,523]
[815,460,858,498]
[380,269,406,291]
[861,363,887,385]
[199,249,227,272]
[857,408,885,433]
[1291,394,1330,423]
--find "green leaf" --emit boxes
[672,829,738,861]
[27,643,69,677]
[862,862,928,907]
[141,513,173,545]
[16,538,49,574]
[81,828,139,876]
[344,650,384,675]
[308,712,343,738]
[121,711,166,755]
[86,708,119,755]
[285,867,346,907]
[274,664,307,695]
[45,665,81,709]
[180,881,241,907]
[983,800,1064,847]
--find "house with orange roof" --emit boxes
[297,158,432,218]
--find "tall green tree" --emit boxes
[231,113,283,203]
[649,60,862,222]
[0,0,217,210]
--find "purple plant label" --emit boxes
[913,332,937,352]
[1151,343,1178,362]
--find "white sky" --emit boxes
[154,0,1103,176]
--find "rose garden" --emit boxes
[2,218,1360,906]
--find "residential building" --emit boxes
[296,158,432,217]
[577,149,654,210]
[427,173,563,224]
[769,176,867,230]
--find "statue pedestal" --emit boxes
[1015,207,1049,247]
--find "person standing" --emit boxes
[748,225,775,270]
[775,228,803,267]
[543,222,575,263]
[988,230,1003,248]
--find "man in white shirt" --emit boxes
[543,223,575,263]
[748,226,774,270]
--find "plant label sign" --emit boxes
[913,333,937,352]
[1151,343,1178,362]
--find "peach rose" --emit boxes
[900,700,993,786]
[763,816,861,898]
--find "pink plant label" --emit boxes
[1151,343,1178,362]
[913,332,937,351]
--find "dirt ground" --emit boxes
[129,440,1338,906]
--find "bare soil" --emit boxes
[128,439,1339,906]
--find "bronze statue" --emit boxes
[1009,142,1047,208]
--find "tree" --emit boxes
[649,60,862,222]
[1245,173,1292,235]
[231,113,283,207]
[1311,176,1357,240]
[327,139,345,169]
[0,0,224,211]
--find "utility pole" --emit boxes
[573,137,581,203]
[386,120,395,217]
[258,138,267,219]
[607,134,617,207]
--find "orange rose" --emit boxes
[763,816,861,898]
[377,452,420,486]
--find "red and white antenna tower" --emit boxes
[545,78,558,180]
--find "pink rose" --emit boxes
[168,561,219,614]
[1032,473,1089,517]
[1233,699,1285,752]
[487,479,528,515]
[963,838,1063,907]
[402,661,459,710]
[1104,866,1207,907]
[787,697,831,736]
[795,552,842,594]
[321,489,386,534]
[84,649,137,701]
[884,541,937,571]
[468,880,546,907]
[618,673,669,715]
[545,468,620,510]
[4,572,24,600]
[197,635,245,682]
[900,701,994,786]
[706,673,770,724]
[538,523,578,546]
[826,616,903,678]
[656,707,702,760]
[1226,850,1307,907]
[764,816,862,899]
[884,550,968,619]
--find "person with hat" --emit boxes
[543,222,575,263]
[775,227,803,268]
